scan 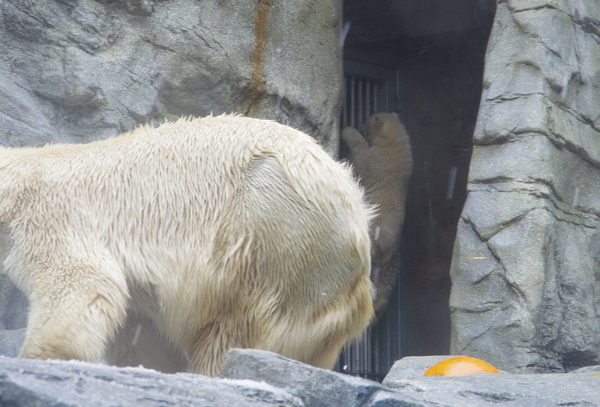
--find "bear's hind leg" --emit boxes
[188,319,238,377]
[304,336,348,370]
[19,258,128,363]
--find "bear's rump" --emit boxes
[209,154,367,315]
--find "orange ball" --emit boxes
[423,356,500,377]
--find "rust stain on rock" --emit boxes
[241,0,271,116]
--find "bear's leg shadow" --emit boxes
[105,312,190,373]
[19,255,128,362]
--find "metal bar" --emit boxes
[357,78,363,130]
[350,76,356,129]
[366,81,371,118]
[374,84,378,113]
[343,77,349,128]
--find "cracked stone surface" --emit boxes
[0,0,343,154]
[2,342,600,406]
[450,0,600,373]
[0,353,305,407]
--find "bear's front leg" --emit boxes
[19,258,128,362]
[341,127,369,152]
[340,127,371,173]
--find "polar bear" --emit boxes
[0,114,374,376]
[341,112,413,314]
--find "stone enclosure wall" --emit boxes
[0,0,343,154]
[451,0,600,373]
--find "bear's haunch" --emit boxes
[0,114,374,376]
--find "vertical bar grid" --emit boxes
[342,74,385,138]
[339,72,402,382]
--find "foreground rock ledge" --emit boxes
[1,350,599,407]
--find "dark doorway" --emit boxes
[336,0,496,380]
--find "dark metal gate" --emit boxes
[335,59,407,382]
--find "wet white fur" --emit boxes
[0,115,374,376]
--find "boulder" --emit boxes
[385,360,600,407]
[0,355,303,407]
[1,350,600,406]
[380,355,463,380]
[221,349,600,406]
[220,349,428,407]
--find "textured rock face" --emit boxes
[2,348,600,406]
[223,350,600,406]
[0,355,304,407]
[220,349,417,407]
[384,358,600,407]
[0,0,343,153]
[450,0,600,372]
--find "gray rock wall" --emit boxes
[0,0,343,153]
[450,0,600,372]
